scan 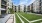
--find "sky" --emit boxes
[12,0,35,6]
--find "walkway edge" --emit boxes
[14,14,16,23]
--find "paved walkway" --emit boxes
[0,14,15,23]
[6,14,14,23]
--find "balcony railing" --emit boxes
[1,3,6,5]
[1,0,7,6]
[0,8,6,10]
[1,7,6,9]
[1,5,7,9]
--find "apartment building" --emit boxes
[0,0,12,15]
[0,0,1,15]
[15,6,18,12]
[30,3,33,13]
[6,0,12,14]
[0,0,7,15]
[24,5,26,12]
[12,5,15,12]
[14,5,26,12]
[14,5,19,12]
[14,6,17,12]
[20,5,24,12]
[33,0,42,13]
[27,0,42,14]
[27,5,30,12]
[7,0,12,8]
[18,5,20,12]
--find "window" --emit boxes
[39,3,41,6]
[40,0,41,2]
[41,0,42,2]
[41,3,42,6]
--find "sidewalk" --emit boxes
[0,14,14,23]
[6,14,14,23]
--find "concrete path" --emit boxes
[6,14,14,23]
[0,14,15,23]
[6,14,16,23]
[0,14,12,23]
[14,14,16,23]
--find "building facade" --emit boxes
[33,0,42,13]
[0,0,7,15]
[0,0,1,15]
[0,0,12,15]
[27,5,30,12]
[24,5,26,12]
[14,6,17,12]
[30,3,33,13]
[20,5,24,12]
[27,0,42,14]
[18,5,20,12]
[6,0,12,14]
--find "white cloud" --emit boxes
[19,0,28,5]
[19,0,35,6]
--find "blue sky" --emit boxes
[12,0,35,6]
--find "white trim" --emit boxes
[14,14,16,23]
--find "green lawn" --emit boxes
[19,14,29,23]
[15,14,21,23]
[33,20,42,23]
[18,12,42,21]
[15,12,42,23]
[16,13,29,23]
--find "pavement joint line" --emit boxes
[14,14,16,23]
[7,15,13,23]
[16,13,24,23]
[17,13,31,23]
[30,19,42,22]
[5,14,12,23]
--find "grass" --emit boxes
[18,12,42,21]
[15,14,21,23]
[33,20,42,23]
[15,12,42,23]
[15,13,29,23]
[19,14,29,23]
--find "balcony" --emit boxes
[1,10,6,14]
[1,0,7,6]
[1,5,7,9]
[0,8,6,11]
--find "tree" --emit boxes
[9,8,14,14]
